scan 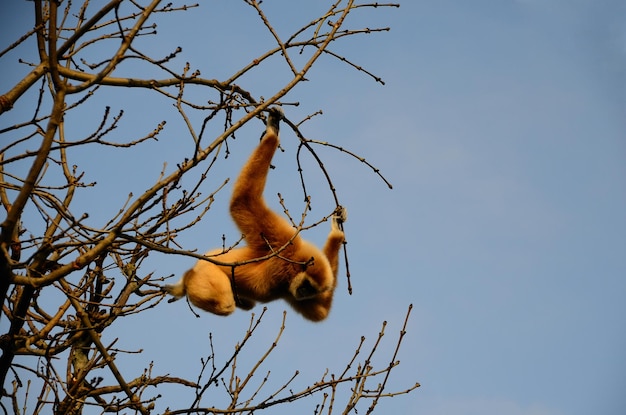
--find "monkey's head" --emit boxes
[287,264,335,322]
[288,242,335,302]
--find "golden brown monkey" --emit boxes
[166,108,345,321]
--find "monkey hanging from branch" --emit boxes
[166,107,346,321]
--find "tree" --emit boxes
[0,1,418,414]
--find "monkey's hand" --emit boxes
[266,106,284,136]
[332,206,347,229]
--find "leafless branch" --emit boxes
[0,1,414,414]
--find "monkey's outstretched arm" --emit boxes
[229,107,293,250]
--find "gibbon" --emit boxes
[166,108,346,321]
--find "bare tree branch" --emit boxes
[0,2,416,414]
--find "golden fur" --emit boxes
[166,108,345,321]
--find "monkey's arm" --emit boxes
[229,107,292,250]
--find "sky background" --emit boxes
[1,1,625,414]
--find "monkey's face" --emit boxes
[289,258,334,301]
[286,239,335,302]
[286,265,335,321]
[293,273,319,299]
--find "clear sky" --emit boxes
[1,1,625,414]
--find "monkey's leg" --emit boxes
[183,263,237,316]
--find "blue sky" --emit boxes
[1,1,625,414]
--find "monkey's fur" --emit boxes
[166,108,345,321]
